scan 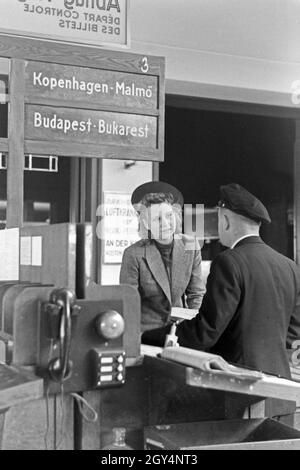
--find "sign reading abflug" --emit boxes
[0,0,129,48]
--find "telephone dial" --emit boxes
[36,287,133,394]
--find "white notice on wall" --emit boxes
[0,228,19,280]
[102,192,139,264]
[31,236,42,267]
[20,236,32,266]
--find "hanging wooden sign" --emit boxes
[25,104,157,148]
[25,61,158,110]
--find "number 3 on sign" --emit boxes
[141,57,149,73]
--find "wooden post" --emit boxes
[294,120,300,264]
[152,162,159,181]
[79,158,86,223]
[90,158,101,283]
[69,158,80,223]
[7,59,25,228]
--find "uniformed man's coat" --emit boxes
[142,236,300,416]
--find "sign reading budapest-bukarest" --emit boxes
[0,0,129,48]
[25,105,157,147]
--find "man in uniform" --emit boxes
[142,183,300,422]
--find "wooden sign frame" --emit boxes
[0,34,165,227]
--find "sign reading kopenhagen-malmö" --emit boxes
[25,61,158,109]
[0,0,129,48]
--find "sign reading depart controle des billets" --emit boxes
[24,58,163,160]
[0,0,129,48]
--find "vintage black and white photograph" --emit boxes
[0,0,300,454]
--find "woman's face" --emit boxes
[143,202,177,243]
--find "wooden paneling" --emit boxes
[1,395,74,450]
[0,35,163,75]
[19,224,77,289]
[0,282,19,330]
[24,139,161,160]
[2,284,38,334]
[294,121,300,263]
[90,158,100,283]
[79,158,87,223]
[0,363,43,411]
[0,138,8,152]
[12,286,55,365]
[69,158,80,223]
[25,96,160,115]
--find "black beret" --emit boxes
[218,183,271,224]
[131,181,184,207]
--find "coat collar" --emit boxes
[171,237,186,303]
[144,237,187,304]
[233,235,264,249]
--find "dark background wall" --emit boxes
[0,157,71,225]
[160,105,295,258]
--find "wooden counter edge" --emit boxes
[0,363,43,411]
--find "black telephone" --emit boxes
[37,285,135,394]
[43,288,77,383]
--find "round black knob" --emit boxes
[95,310,125,340]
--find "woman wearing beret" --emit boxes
[120,181,206,332]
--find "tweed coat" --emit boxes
[120,235,206,332]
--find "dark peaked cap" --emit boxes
[218,183,271,224]
[131,181,184,207]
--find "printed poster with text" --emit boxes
[102,192,139,264]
